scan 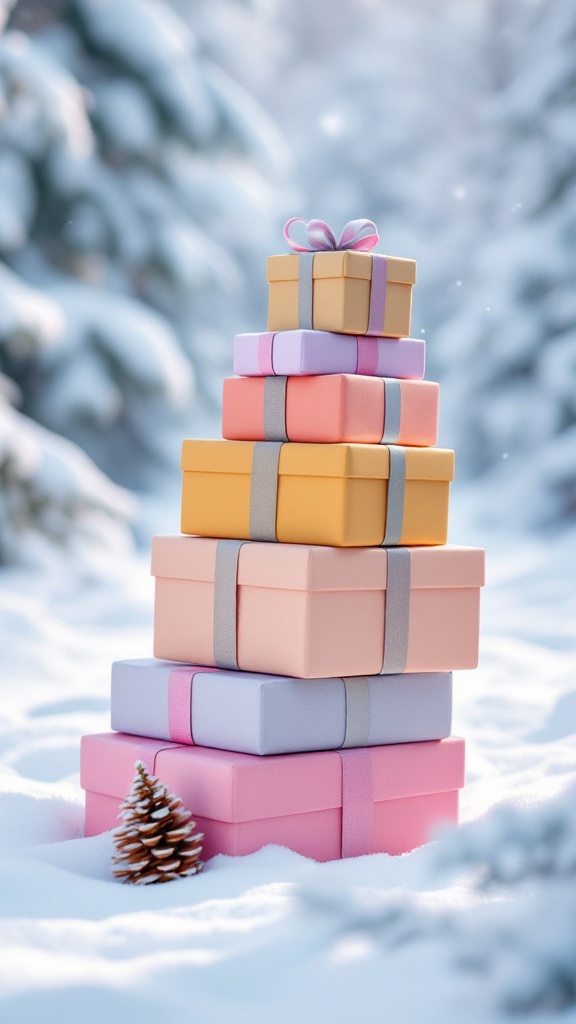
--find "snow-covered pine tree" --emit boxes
[436,0,576,527]
[300,780,576,1014]
[0,0,286,563]
[112,760,204,884]
[0,0,136,563]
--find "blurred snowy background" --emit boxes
[1,2,575,1022]
[0,0,575,566]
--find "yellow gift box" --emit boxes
[267,251,417,338]
[181,440,454,547]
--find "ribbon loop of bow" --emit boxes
[284,217,379,253]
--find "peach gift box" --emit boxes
[152,537,485,678]
[181,440,454,548]
[81,732,465,861]
[233,330,425,380]
[267,251,416,338]
[222,375,439,447]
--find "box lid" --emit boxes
[267,252,417,285]
[80,732,464,823]
[181,439,454,483]
[151,536,485,592]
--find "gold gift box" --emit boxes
[181,439,453,548]
[267,251,417,338]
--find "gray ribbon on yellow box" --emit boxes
[262,376,402,446]
[247,439,406,547]
[212,539,411,679]
[248,442,284,543]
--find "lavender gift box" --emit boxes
[111,659,453,756]
[233,329,425,380]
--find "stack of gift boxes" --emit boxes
[81,219,485,863]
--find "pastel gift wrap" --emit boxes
[233,330,425,380]
[181,440,454,548]
[222,375,439,447]
[267,251,416,338]
[81,731,465,861]
[111,658,453,756]
[152,536,484,678]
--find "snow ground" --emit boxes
[0,493,575,1024]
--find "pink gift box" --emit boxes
[81,732,465,861]
[233,330,425,380]
[152,537,484,679]
[222,374,439,447]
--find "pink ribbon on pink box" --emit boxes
[129,703,375,859]
[168,666,218,745]
[258,332,276,375]
[339,747,374,858]
[284,217,387,336]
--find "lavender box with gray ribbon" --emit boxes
[110,658,453,757]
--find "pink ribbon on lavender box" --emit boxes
[258,332,276,375]
[168,666,218,744]
[356,336,380,375]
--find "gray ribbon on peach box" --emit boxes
[212,539,411,679]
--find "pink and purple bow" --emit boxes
[284,217,379,253]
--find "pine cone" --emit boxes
[112,761,204,884]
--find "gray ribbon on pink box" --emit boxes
[284,217,388,336]
[261,374,402,446]
[263,376,289,441]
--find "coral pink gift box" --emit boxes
[152,536,484,679]
[81,731,465,861]
[222,374,439,447]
